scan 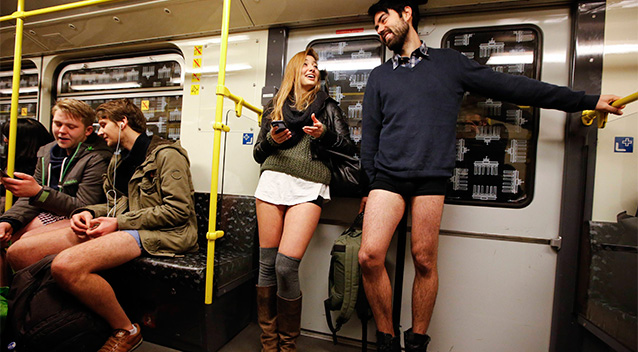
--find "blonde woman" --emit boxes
[253,48,356,351]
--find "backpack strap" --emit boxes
[324,244,341,344]
[324,212,364,345]
[324,298,339,344]
[336,230,361,327]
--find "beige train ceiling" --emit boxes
[0,0,574,59]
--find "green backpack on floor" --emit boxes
[324,213,370,345]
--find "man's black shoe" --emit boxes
[404,328,431,352]
[376,330,400,352]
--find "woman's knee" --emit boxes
[275,253,300,279]
[275,253,301,299]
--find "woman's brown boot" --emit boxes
[277,294,302,352]
[257,285,278,352]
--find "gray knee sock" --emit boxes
[275,252,301,300]
[258,247,278,287]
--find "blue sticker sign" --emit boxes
[614,137,633,153]
[243,133,254,145]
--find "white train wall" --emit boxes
[4,1,635,351]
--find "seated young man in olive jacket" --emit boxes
[7,98,199,352]
[0,99,112,285]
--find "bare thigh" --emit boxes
[20,219,71,240]
[409,195,444,264]
[360,190,406,261]
[54,231,141,273]
[278,202,322,259]
[7,226,86,270]
[256,199,286,248]
[20,216,46,234]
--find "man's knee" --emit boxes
[6,241,31,270]
[50,251,82,287]
[358,247,385,274]
[412,250,436,276]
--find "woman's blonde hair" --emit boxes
[270,48,321,121]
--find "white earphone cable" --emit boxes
[107,124,122,217]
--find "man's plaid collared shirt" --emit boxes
[391,41,429,69]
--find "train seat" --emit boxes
[586,219,637,350]
[121,193,257,294]
[108,193,258,352]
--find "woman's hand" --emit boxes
[270,125,291,144]
[302,114,324,138]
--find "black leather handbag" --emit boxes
[326,150,362,197]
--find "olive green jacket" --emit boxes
[78,136,198,256]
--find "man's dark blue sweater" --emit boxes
[361,47,599,183]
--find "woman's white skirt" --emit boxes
[255,170,330,206]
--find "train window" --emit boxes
[442,25,542,207]
[308,36,385,150]
[0,61,39,124]
[0,61,39,159]
[56,54,184,141]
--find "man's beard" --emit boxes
[382,19,409,53]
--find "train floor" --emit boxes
[137,321,363,352]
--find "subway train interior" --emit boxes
[0,0,636,351]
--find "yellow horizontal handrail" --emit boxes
[215,85,263,123]
[0,0,118,22]
[612,91,638,107]
[582,91,638,128]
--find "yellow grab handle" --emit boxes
[582,91,638,128]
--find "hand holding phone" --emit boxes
[0,169,10,179]
[271,120,287,133]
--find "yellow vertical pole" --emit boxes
[5,0,25,212]
[205,0,232,304]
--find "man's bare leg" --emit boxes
[409,195,444,335]
[51,231,141,330]
[6,226,84,271]
[0,218,71,285]
[359,189,405,335]
[20,218,71,240]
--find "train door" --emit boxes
[420,9,571,351]
[578,2,637,351]
[289,7,574,352]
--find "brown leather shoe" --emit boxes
[98,323,143,352]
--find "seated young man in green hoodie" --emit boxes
[0,99,112,286]
[7,98,199,352]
